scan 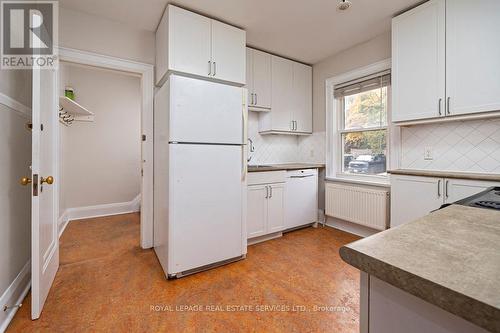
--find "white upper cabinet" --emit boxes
[446,0,500,116]
[259,55,312,135]
[246,48,272,110]
[211,20,246,85]
[155,5,246,86]
[392,0,445,122]
[292,62,313,133]
[392,0,500,123]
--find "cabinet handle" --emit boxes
[265,186,269,199]
[269,186,273,198]
[437,180,441,197]
[290,121,294,131]
[446,97,451,115]
[255,93,257,105]
[445,180,449,199]
[208,61,212,76]
[438,98,442,116]
[213,62,216,76]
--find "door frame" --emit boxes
[57,47,154,249]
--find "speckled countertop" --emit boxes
[247,163,325,172]
[340,205,500,333]
[389,169,500,182]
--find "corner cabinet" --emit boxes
[246,48,272,111]
[391,174,499,228]
[259,55,312,135]
[392,0,500,123]
[155,5,246,86]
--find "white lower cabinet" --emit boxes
[391,175,498,228]
[247,171,286,239]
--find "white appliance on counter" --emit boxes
[154,74,248,278]
[285,169,318,229]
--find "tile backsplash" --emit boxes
[247,112,326,165]
[401,118,500,173]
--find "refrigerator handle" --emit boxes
[242,146,247,182]
[241,89,248,182]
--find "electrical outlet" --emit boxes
[424,147,433,160]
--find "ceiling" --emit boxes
[58,0,421,64]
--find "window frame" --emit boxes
[325,59,400,186]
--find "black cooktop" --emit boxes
[453,187,500,211]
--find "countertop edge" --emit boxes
[248,164,325,173]
[388,169,500,182]
[339,246,500,333]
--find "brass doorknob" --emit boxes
[41,176,54,185]
[20,177,32,186]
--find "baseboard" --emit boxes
[58,194,141,237]
[0,260,31,333]
[325,217,381,238]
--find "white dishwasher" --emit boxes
[285,169,318,229]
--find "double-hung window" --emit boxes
[334,71,390,177]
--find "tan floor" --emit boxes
[8,213,361,332]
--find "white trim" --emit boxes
[58,47,154,249]
[0,260,31,333]
[326,177,391,188]
[325,217,380,238]
[325,59,399,185]
[0,92,31,119]
[58,194,141,237]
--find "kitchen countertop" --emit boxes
[389,169,500,182]
[339,205,500,333]
[248,163,325,172]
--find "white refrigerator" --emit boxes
[154,74,247,278]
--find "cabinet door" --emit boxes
[211,20,246,85]
[252,49,272,109]
[246,48,254,105]
[247,185,268,238]
[168,6,211,78]
[267,184,285,233]
[446,0,500,116]
[445,179,499,204]
[292,63,312,133]
[390,175,444,228]
[267,56,293,131]
[392,0,445,122]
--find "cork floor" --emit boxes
[8,213,361,332]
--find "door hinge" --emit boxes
[33,174,39,196]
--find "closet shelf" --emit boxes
[59,96,94,123]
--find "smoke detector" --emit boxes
[337,0,352,11]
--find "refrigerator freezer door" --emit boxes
[168,143,244,274]
[169,75,245,144]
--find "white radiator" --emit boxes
[325,183,389,231]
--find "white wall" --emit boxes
[59,7,155,64]
[0,70,31,328]
[59,63,141,213]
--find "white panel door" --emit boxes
[252,49,272,109]
[169,75,244,144]
[31,66,59,319]
[269,56,293,131]
[246,48,254,105]
[390,175,444,228]
[285,172,318,229]
[392,0,445,122]
[168,144,244,274]
[292,63,312,133]
[267,183,285,233]
[168,5,211,78]
[446,0,500,116]
[444,179,499,204]
[211,20,246,85]
[247,185,268,238]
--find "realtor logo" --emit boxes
[1,1,58,69]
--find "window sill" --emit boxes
[325,176,391,188]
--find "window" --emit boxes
[334,72,390,177]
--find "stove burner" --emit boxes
[473,201,500,210]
